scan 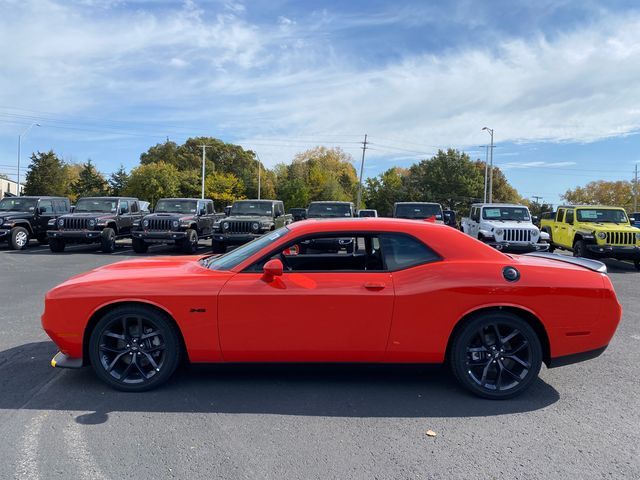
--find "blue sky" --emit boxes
[1,0,639,206]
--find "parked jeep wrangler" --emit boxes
[0,196,70,250]
[540,205,640,269]
[393,202,444,223]
[303,201,357,253]
[289,207,308,222]
[212,199,292,253]
[131,198,223,254]
[461,203,549,253]
[47,197,143,253]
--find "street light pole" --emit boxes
[479,145,489,203]
[256,153,262,200]
[355,134,368,210]
[17,123,40,196]
[482,127,494,203]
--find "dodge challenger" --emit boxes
[42,218,622,399]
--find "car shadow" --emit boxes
[1,342,560,425]
[601,258,639,274]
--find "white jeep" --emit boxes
[461,203,549,253]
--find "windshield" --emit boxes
[307,203,352,218]
[155,200,197,214]
[395,204,442,219]
[231,201,273,216]
[75,198,118,213]
[202,227,290,270]
[577,208,628,223]
[0,198,37,212]
[358,210,376,217]
[482,207,530,221]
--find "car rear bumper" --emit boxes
[132,230,188,243]
[487,241,549,253]
[586,244,640,260]
[51,351,83,369]
[47,230,104,242]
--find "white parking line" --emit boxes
[63,420,110,480]
[14,412,47,480]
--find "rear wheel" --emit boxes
[49,238,66,252]
[212,239,226,253]
[181,229,198,254]
[101,228,116,253]
[88,305,181,392]
[573,239,590,258]
[450,312,542,399]
[132,238,148,253]
[10,227,29,250]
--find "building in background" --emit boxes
[0,177,23,199]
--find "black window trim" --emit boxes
[241,230,443,274]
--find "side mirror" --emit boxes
[119,207,127,215]
[199,208,206,216]
[262,259,283,282]
[532,216,539,222]
[35,207,43,215]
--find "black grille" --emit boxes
[147,218,175,231]
[62,217,90,230]
[605,231,635,245]
[503,229,532,243]
[228,221,253,234]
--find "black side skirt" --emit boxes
[546,346,608,368]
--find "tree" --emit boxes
[364,167,410,216]
[109,165,130,196]
[125,162,180,206]
[524,200,554,217]
[71,160,109,198]
[204,171,245,209]
[477,162,522,204]
[562,180,633,210]
[23,150,68,196]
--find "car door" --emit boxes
[218,232,395,362]
[553,208,567,246]
[564,209,575,245]
[35,199,55,235]
[117,200,132,234]
[469,207,480,237]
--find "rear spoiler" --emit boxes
[524,252,607,273]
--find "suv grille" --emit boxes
[502,229,532,243]
[62,217,90,230]
[605,231,635,245]
[147,218,174,231]
[227,221,253,234]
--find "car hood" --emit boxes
[224,215,270,222]
[144,213,195,221]
[579,223,640,232]
[61,212,115,220]
[483,220,537,230]
[0,211,31,219]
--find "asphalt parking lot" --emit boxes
[0,241,639,480]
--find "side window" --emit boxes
[379,234,440,271]
[471,208,479,222]
[556,208,565,222]
[130,201,139,213]
[277,203,284,216]
[38,200,53,213]
[565,209,574,224]
[119,200,130,214]
[206,202,214,215]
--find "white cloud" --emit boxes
[500,161,578,170]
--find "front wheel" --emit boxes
[450,312,542,399]
[634,259,640,271]
[212,239,226,253]
[181,229,198,254]
[49,238,66,252]
[101,228,116,253]
[573,239,590,258]
[88,305,181,392]
[132,238,148,253]
[10,227,29,250]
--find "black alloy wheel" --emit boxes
[182,229,198,254]
[89,306,181,392]
[49,238,66,252]
[450,312,542,399]
[101,228,116,253]
[132,237,149,253]
[634,259,640,271]
[573,239,589,258]
[211,239,226,253]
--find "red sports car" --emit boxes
[42,218,622,399]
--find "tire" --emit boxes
[132,238,149,254]
[634,259,640,271]
[9,227,29,250]
[449,312,543,400]
[49,238,66,252]
[212,239,226,254]
[101,228,116,253]
[573,239,590,258]
[88,305,182,392]
[547,242,555,253]
[181,229,198,254]
[37,234,49,245]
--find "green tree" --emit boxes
[108,165,130,196]
[204,171,245,209]
[125,162,180,205]
[562,180,633,210]
[364,167,409,216]
[23,150,68,196]
[71,160,109,198]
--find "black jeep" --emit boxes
[303,201,357,253]
[290,207,308,222]
[131,198,223,254]
[47,197,143,253]
[212,199,292,253]
[0,196,70,250]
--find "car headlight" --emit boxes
[597,232,607,240]
[251,222,259,231]
[142,219,149,228]
[531,229,539,236]
[495,228,504,235]
[172,220,179,229]
[88,219,96,227]
[635,232,640,241]
[222,222,229,230]
[47,218,55,226]
[58,218,64,227]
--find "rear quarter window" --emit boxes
[380,234,440,271]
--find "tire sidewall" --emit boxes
[10,227,29,250]
[101,228,116,253]
[450,312,543,400]
[88,306,181,392]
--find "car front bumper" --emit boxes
[132,230,188,243]
[487,241,549,253]
[51,351,83,369]
[586,244,640,260]
[47,230,104,242]
[213,233,262,245]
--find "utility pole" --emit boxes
[482,127,495,202]
[199,145,211,199]
[256,153,262,200]
[634,163,638,212]
[17,123,40,196]
[479,145,489,203]
[532,195,543,204]
[355,134,368,210]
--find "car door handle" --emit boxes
[364,282,386,290]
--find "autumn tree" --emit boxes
[23,151,68,196]
[204,171,245,209]
[562,180,633,210]
[71,160,109,198]
[125,162,180,206]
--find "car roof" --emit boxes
[472,203,527,208]
[235,199,278,202]
[309,200,353,204]
[78,196,138,201]
[158,198,210,202]
[395,202,441,205]
[7,196,68,200]
[557,205,626,209]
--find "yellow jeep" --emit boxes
[540,205,640,270]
